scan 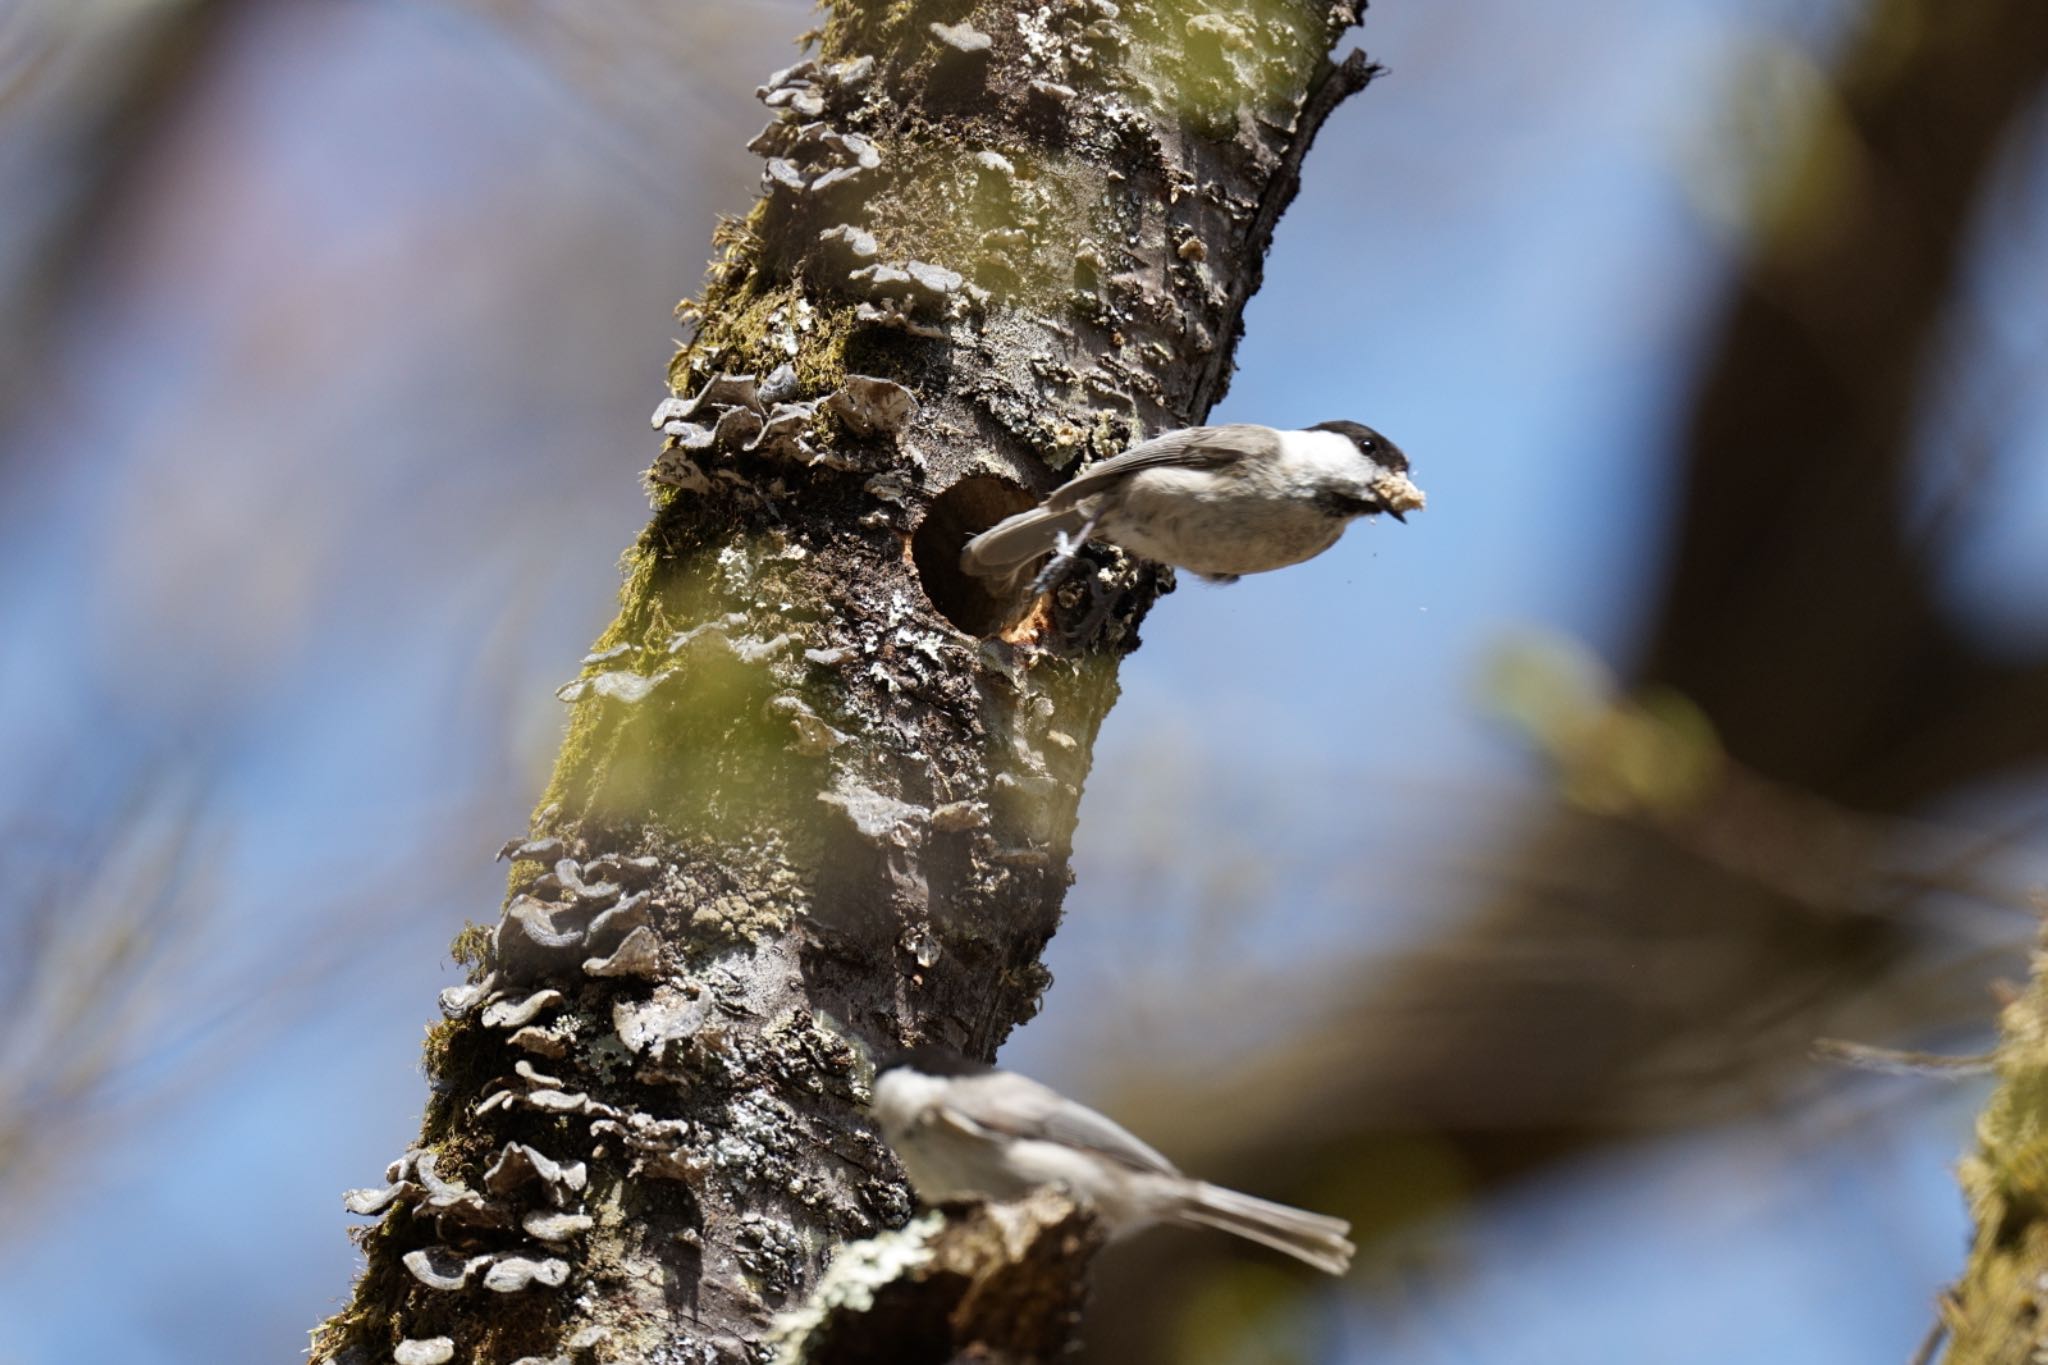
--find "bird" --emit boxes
[960,419,1423,592]
[870,1048,1356,1275]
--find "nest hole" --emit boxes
[914,475,1040,636]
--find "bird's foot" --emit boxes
[1027,551,1074,598]
[1027,526,1093,597]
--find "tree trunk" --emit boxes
[309,3,1377,1361]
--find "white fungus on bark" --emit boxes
[481,989,564,1031]
[929,20,993,53]
[402,1248,492,1292]
[584,890,653,944]
[521,1210,596,1244]
[582,924,662,979]
[482,1255,571,1294]
[817,777,927,845]
[823,376,920,436]
[483,1143,588,1204]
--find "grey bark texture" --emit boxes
[309,2,1377,1361]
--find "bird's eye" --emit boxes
[1359,436,1378,452]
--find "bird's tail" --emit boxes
[960,505,1088,577]
[1173,1182,1355,1276]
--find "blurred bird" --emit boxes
[961,420,1422,591]
[871,1049,1356,1275]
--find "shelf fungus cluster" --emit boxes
[750,56,879,189]
[847,259,969,339]
[647,366,920,497]
[343,1144,585,1295]
[460,840,667,990]
[334,840,718,1352]
[336,848,679,1324]
[749,43,985,347]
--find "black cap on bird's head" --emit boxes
[1310,419,1408,472]
[874,1044,995,1078]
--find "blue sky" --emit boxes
[0,0,2029,1360]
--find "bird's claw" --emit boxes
[1027,531,1082,597]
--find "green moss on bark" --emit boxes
[1943,929,2048,1361]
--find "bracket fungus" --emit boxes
[929,20,994,54]
[401,1247,493,1293]
[585,890,653,944]
[522,1210,596,1245]
[484,1142,588,1205]
[822,376,919,437]
[414,1152,512,1230]
[817,223,878,264]
[752,57,873,133]
[750,59,886,198]
[496,835,566,864]
[507,1025,568,1057]
[847,261,963,318]
[437,978,495,1020]
[582,924,662,979]
[479,1084,622,1121]
[482,1255,572,1294]
[551,668,670,705]
[481,988,564,1031]
[931,799,991,832]
[648,368,924,496]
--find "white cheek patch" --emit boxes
[1274,429,1369,490]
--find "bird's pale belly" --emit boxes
[1099,495,1348,577]
[895,1121,1039,1204]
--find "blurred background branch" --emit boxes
[1066,0,2048,1356]
[0,778,215,1204]
[0,0,242,422]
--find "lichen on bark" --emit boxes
[311,2,1379,1360]
[1941,921,2048,1363]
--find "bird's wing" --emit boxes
[1043,424,1279,514]
[944,1073,1181,1176]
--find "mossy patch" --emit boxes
[674,277,863,400]
[857,137,1116,315]
[450,921,494,974]
[1941,936,2048,1360]
[818,0,976,69]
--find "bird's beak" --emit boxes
[1371,471,1425,523]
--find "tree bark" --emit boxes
[309,3,1377,1361]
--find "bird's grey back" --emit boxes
[953,1072,1181,1176]
[1045,424,1280,513]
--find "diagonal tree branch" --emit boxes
[308,3,1382,1360]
